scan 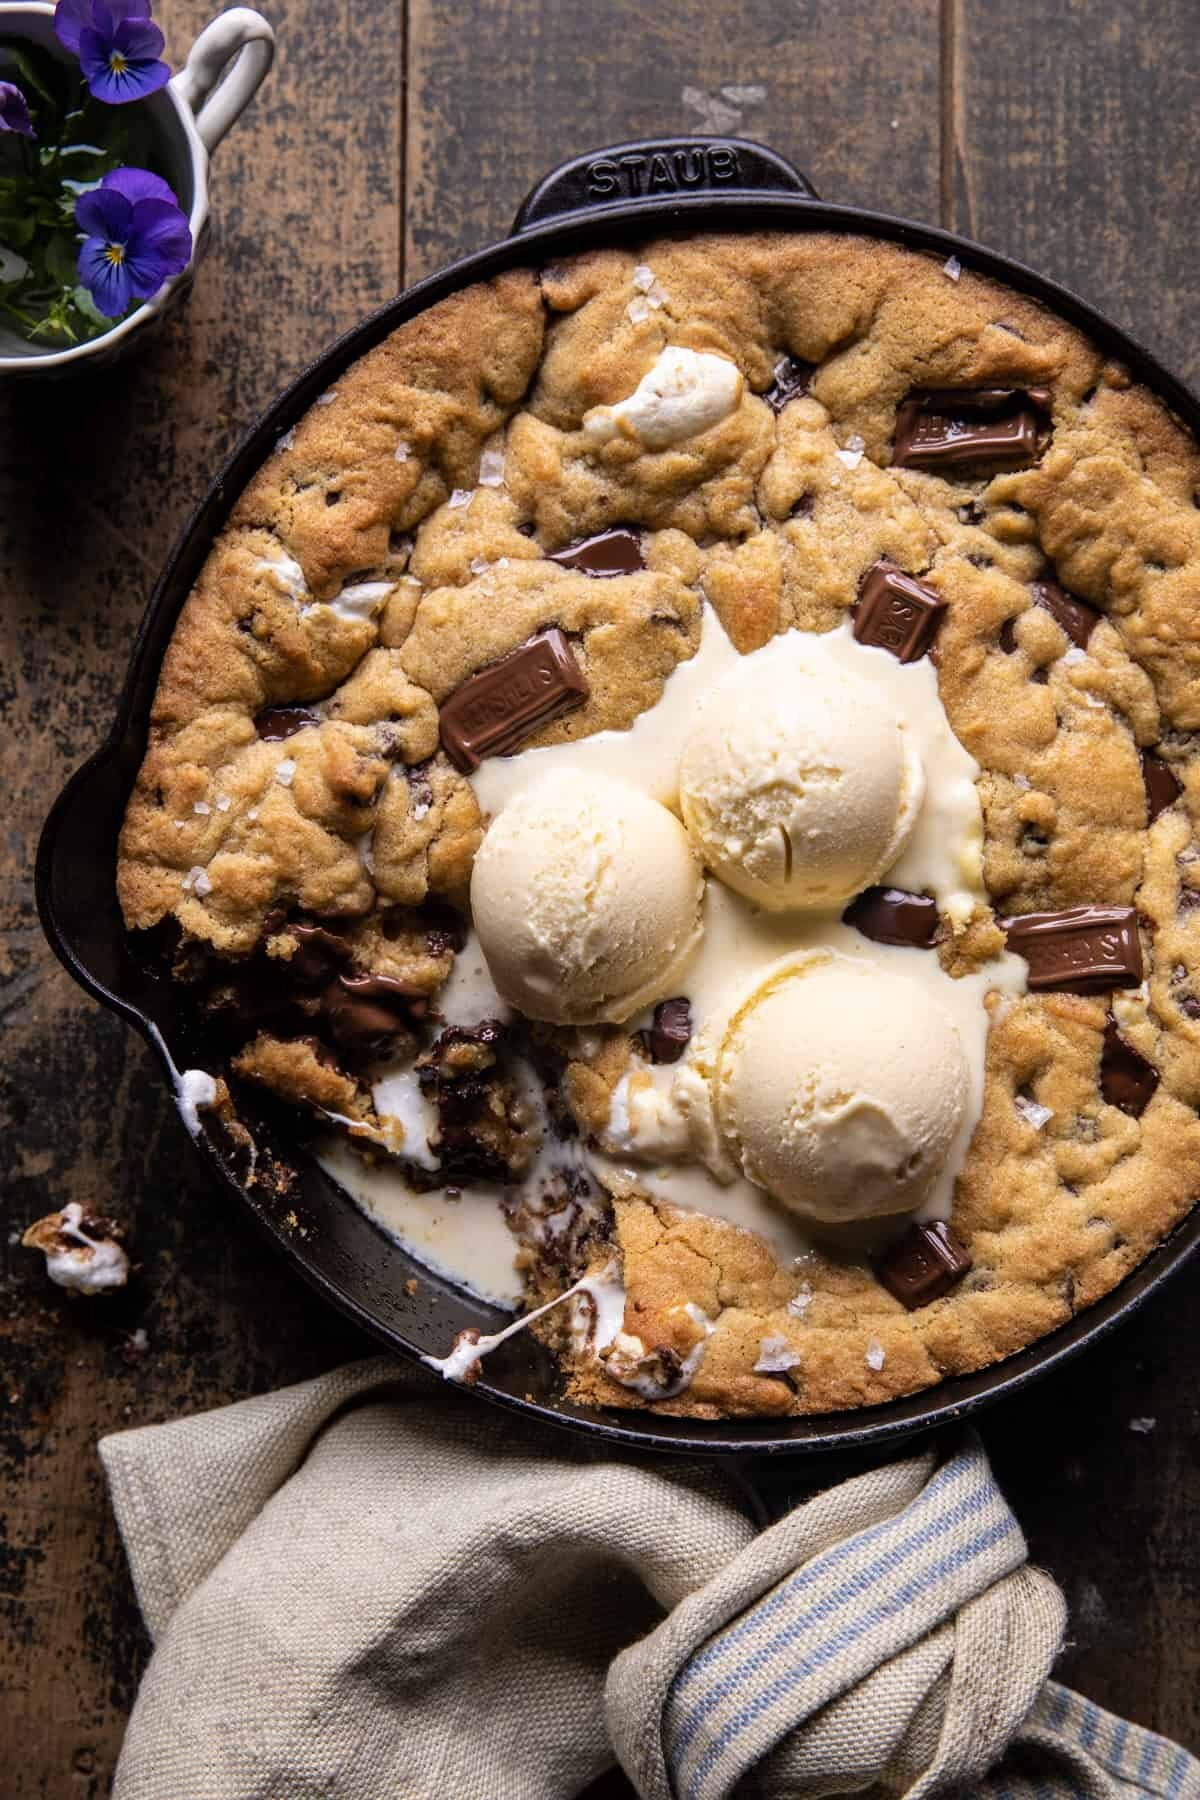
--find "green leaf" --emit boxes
[72,283,109,330]
[43,231,78,287]
[0,40,60,112]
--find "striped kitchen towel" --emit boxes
[608,1433,1200,1799]
[101,1357,1199,1800]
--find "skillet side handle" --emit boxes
[510,137,818,235]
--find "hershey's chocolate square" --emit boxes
[439,629,589,771]
[1003,904,1143,993]
[892,387,1050,473]
[875,1221,972,1309]
[853,561,946,663]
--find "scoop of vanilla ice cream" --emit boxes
[471,768,703,1025]
[582,346,743,451]
[712,954,969,1222]
[678,636,923,910]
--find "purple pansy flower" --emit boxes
[54,0,170,104]
[0,80,35,137]
[75,166,190,316]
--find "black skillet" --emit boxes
[36,138,1200,1482]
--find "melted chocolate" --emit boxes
[843,887,939,949]
[638,997,692,1064]
[1141,749,1183,824]
[764,355,815,413]
[1031,577,1100,648]
[254,705,321,740]
[546,528,645,577]
[322,972,424,1052]
[1099,1016,1159,1117]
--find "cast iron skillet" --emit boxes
[36,137,1200,1466]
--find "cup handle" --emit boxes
[170,7,276,157]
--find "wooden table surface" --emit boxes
[3,1,1198,1791]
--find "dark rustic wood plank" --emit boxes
[0,2,401,1790]
[405,0,940,278]
[956,0,1200,1750]
[953,0,1200,385]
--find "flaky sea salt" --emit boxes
[317,388,338,406]
[787,1285,812,1319]
[478,443,506,487]
[1014,1093,1054,1129]
[836,436,865,470]
[182,866,212,898]
[1129,1417,1157,1435]
[632,264,655,293]
[394,440,410,463]
[754,1334,800,1374]
[275,759,296,787]
[1061,646,1087,666]
[448,488,472,509]
[943,255,962,281]
[216,796,231,813]
[193,800,210,815]
[275,427,296,454]
[627,296,651,324]
[469,556,490,576]
[247,808,259,822]
[865,1338,886,1372]
[1013,772,1032,792]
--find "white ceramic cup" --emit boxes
[0,2,274,375]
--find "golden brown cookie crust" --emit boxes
[117,234,1200,1418]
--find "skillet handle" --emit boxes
[510,136,818,235]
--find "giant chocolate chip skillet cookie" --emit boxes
[116,233,1200,1418]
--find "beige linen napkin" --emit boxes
[100,1357,1200,1800]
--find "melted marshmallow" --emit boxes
[421,1261,625,1382]
[582,347,743,451]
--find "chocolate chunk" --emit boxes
[1031,577,1100,649]
[254,704,321,740]
[1180,886,1200,914]
[875,1221,972,1309]
[285,923,354,986]
[639,997,692,1064]
[438,629,589,771]
[321,972,423,1051]
[764,355,814,413]
[892,387,1051,473]
[853,561,946,663]
[843,886,939,948]
[417,1022,528,1182]
[1003,905,1143,993]
[1099,1016,1159,1117]
[546,528,644,577]
[1141,748,1183,824]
